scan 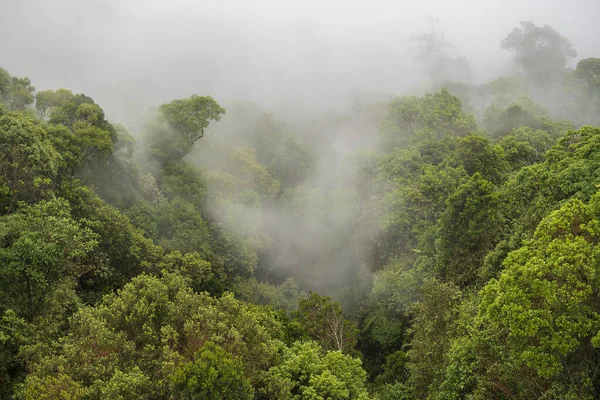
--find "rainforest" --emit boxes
[1,1,600,399]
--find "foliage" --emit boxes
[171,342,254,400]
[292,292,358,353]
[3,47,600,400]
[263,341,369,400]
[19,273,285,399]
[0,113,59,213]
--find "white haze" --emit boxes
[1,0,599,127]
[1,0,599,294]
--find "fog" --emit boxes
[2,0,599,127]
[2,0,599,294]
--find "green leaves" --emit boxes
[0,198,98,320]
[0,113,60,213]
[292,292,358,353]
[172,342,254,400]
[436,173,501,287]
[0,69,35,111]
[159,95,225,144]
[263,341,368,400]
[19,273,286,398]
[379,89,476,149]
[448,197,600,398]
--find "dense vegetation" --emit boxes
[1,21,600,399]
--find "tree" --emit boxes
[501,21,577,87]
[0,69,35,111]
[0,113,60,213]
[379,96,423,148]
[449,134,508,184]
[34,90,55,120]
[497,127,553,170]
[463,197,600,398]
[410,19,472,85]
[159,95,225,145]
[0,198,98,321]
[147,95,225,163]
[263,341,369,400]
[575,58,600,98]
[19,273,285,399]
[411,26,451,84]
[575,58,600,120]
[379,89,476,148]
[406,279,462,399]
[42,91,117,175]
[483,76,528,107]
[436,173,501,287]
[171,342,254,400]
[293,292,358,353]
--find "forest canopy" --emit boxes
[1,13,600,400]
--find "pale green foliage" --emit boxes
[483,77,528,107]
[19,273,284,399]
[380,89,476,149]
[0,69,35,111]
[232,277,300,310]
[226,148,281,198]
[501,21,577,86]
[293,292,358,353]
[263,341,369,400]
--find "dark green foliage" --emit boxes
[19,273,286,399]
[0,199,97,320]
[0,113,59,213]
[405,279,462,398]
[436,173,501,287]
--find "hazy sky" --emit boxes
[1,0,598,126]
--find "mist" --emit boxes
[2,0,600,295]
[2,0,598,127]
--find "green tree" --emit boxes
[497,127,553,170]
[159,95,225,143]
[0,69,35,111]
[292,292,358,353]
[436,173,501,287]
[463,197,600,398]
[263,341,369,400]
[0,198,98,321]
[0,113,60,213]
[19,273,285,399]
[171,342,254,400]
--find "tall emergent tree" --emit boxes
[501,21,577,88]
[150,95,225,162]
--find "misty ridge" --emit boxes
[3,0,600,398]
